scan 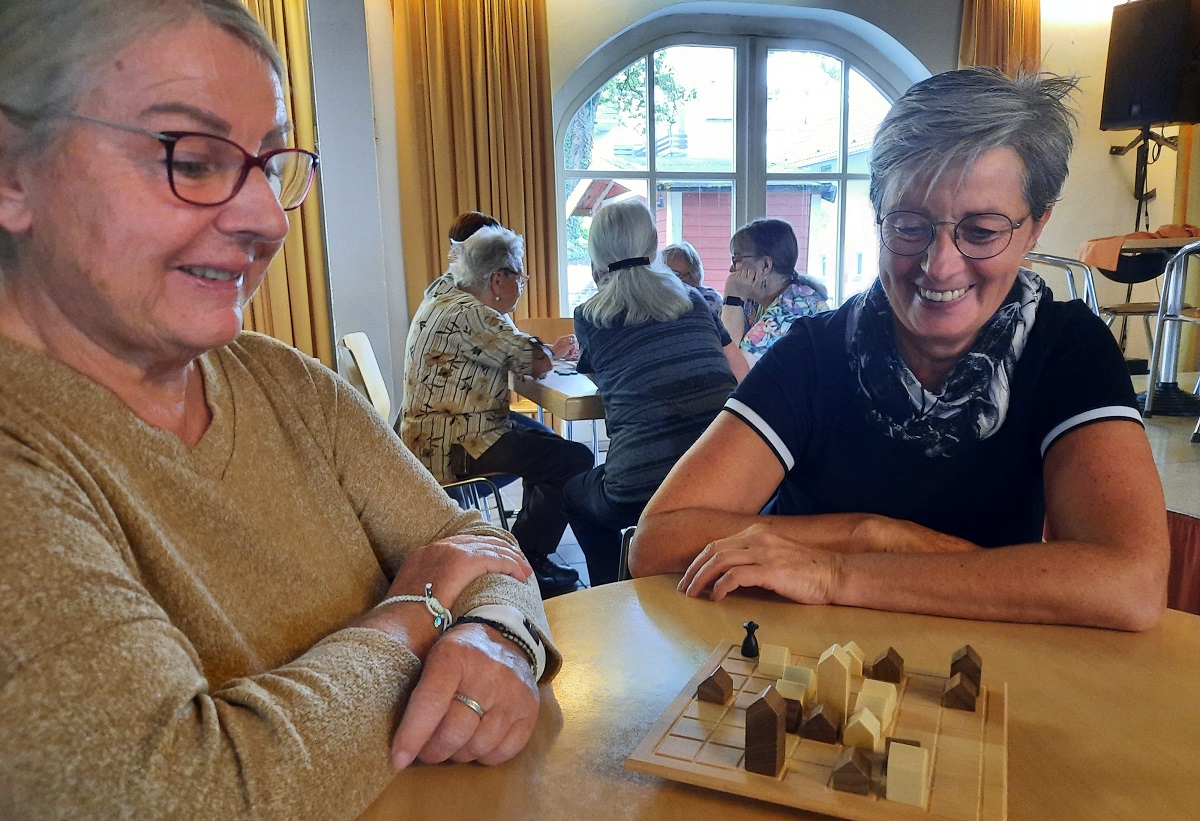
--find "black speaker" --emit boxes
[1100,0,1200,130]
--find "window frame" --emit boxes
[555,19,929,314]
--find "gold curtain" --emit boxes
[241,0,334,367]
[393,0,559,321]
[959,0,1042,76]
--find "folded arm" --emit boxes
[635,413,1168,631]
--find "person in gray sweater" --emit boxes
[0,1,558,818]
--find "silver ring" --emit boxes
[453,692,486,719]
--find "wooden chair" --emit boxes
[1167,509,1200,615]
[337,332,390,421]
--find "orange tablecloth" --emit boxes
[1078,224,1200,272]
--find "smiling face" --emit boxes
[0,18,290,370]
[878,146,1049,384]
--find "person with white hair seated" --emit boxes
[401,226,593,597]
[564,201,737,585]
[663,240,722,315]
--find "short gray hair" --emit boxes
[870,67,1079,221]
[449,225,524,291]
[0,0,283,269]
[0,0,282,148]
[580,200,692,328]
[662,241,703,281]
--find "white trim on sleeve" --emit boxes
[724,397,795,471]
[1040,406,1144,457]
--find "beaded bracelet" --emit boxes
[374,582,451,633]
[454,615,539,673]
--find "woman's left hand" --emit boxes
[677,524,842,604]
[390,621,540,769]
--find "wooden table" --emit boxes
[511,369,605,453]
[510,370,605,421]
[359,576,1200,820]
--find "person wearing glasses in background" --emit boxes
[0,1,561,818]
[633,68,1169,632]
[720,218,830,381]
[663,239,723,316]
[401,225,593,598]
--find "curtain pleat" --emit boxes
[394,0,559,321]
[241,0,334,367]
[959,0,1042,76]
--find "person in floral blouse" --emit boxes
[721,218,830,380]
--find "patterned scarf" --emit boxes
[846,269,1045,458]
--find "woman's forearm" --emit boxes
[833,539,1166,631]
[633,509,968,577]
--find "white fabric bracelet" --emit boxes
[374,582,451,633]
[462,604,547,681]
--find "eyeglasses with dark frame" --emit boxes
[730,253,760,266]
[877,211,1030,260]
[70,114,319,211]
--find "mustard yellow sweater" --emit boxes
[0,332,559,820]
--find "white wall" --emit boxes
[307,0,399,412]
[1039,0,1179,359]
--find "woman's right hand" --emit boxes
[550,334,579,360]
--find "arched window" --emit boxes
[558,20,927,312]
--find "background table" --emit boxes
[359,576,1200,820]
[511,370,605,454]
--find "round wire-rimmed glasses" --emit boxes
[878,211,1028,260]
[71,114,319,211]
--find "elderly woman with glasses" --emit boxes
[401,225,593,598]
[633,68,1169,632]
[0,1,561,817]
[721,218,830,380]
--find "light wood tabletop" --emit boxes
[511,369,605,421]
[359,575,1200,820]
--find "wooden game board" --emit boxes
[626,644,1007,820]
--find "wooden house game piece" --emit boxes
[855,678,898,729]
[745,684,786,776]
[626,643,1009,820]
[885,740,930,807]
[696,666,733,705]
[950,644,983,690]
[783,695,803,733]
[817,644,851,725]
[781,664,817,700]
[801,703,839,744]
[841,641,865,676]
[842,707,882,752]
[774,677,807,705]
[942,671,979,712]
[756,643,789,678]
[774,679,806,733]
[830,747,872,795]
[868,647,904,683]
